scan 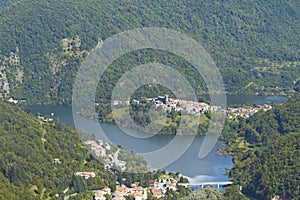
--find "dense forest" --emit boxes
[223,95,300,199]
[0,100,116,199]
[0,0,299,107]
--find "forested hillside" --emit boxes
[0,100,115,199]
[0,0,299,106]
[223,95,300,199]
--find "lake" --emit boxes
[26,95,287,184]
[224,94,288,105]
[201,94,288,105]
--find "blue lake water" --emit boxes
[26,95,287,184]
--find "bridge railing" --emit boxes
[178,181,233,189]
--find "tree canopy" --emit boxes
[0,100,115,199]
[0,0,299,105]
[224,95,300,199]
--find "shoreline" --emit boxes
[9,92,290,107]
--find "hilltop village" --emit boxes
[113,95,273,119]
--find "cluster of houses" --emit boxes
[84,140,127,171]
[74,170,182,200]
[113,95,273,119]
[145,95,273,119]
[75,172,96,179]
[37,116,54,122]
[146,95,221,115]
[84,140,111,157]
[113,95,222,115]
[226,104,272,119]
[91,176,180,200]
[7,97,19,104]
[93,188,112,200]
[111,185,147,200]
[148,178,178,198]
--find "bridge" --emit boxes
[178,181,233,189]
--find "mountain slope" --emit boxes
[224,95,300,199]
[0,0,299,104]
[0,100,115,199]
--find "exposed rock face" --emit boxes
[0,47,23,98]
